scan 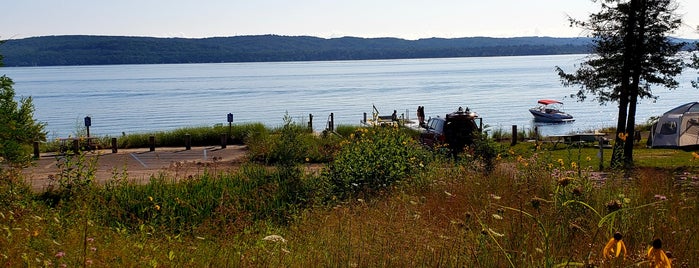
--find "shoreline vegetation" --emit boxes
[3,119,699,266]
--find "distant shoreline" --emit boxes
[1,35,596,67]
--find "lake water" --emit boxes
[2,54,698,138]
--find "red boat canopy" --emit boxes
[537,99,563,105]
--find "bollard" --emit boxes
[598,136,604,171]
[73,139,80,153]
[111,138,118,153]
[363,112,367,124]
[329,113,335,132]
[308,113,313,130]
[149,136,155,152]
[220,133,227,149]
[511,125,518,146]
[33,141,40,159]
[185,134,191,150]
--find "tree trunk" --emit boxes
[624,0,647,170]
[612,0,639,168]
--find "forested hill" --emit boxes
[1,35,595,67]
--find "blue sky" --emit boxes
[2,0,698,40]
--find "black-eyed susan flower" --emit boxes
[618,132,628,142]
[602,232,627,259]
[647,238,671,268]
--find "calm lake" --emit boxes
[3,54,698,138]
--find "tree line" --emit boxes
[0,35,599,67]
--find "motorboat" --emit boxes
[529,99,574,123]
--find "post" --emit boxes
[227,113,233,142]
[308,113,313,130]
[149,136,155,152]
[511,125,518,146]
[33,141,40,159]
[73,139,80,153]
[220,133,227,149]
[84,116,92,138]
[598,136,604,171]
[363,112,367,124]
[329,113,335,132]
[185,134,191,150]
[111,138,118,153]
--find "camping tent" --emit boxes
[651,102,699,148]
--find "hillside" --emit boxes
[0,35,596,67]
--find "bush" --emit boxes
[322,126,426,200]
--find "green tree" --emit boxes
[557,0,687,169]
[0,43,46,170]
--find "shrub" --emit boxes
[322,126,426,200]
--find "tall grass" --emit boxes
[3,126,699,267]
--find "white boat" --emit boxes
[529,99,574,123]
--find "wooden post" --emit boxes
[220,133,227,149]
[33,141,40,159]
[329,113,334,132]
[598,136,604,171]
[111,138,118,153]
[308,114,313,130]
[363,112,367,124]
[149,136,155,152]
[511,125,518,146]
[73,139,80,153]
[185,134,191,150]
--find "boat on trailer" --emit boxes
[529,99,574,123]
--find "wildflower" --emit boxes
[647,238,671,268]
[692,152,699,161]
[618,132,628,142]
[654,194,667,201]
[557,158,565,167]
[586,156,592,161]
[602,232,627,259]
[154,204,161,210]
[557,177,572,187]
[55,251,65,259]
[148,196,153,202]
[606,199,622,212]
[263,235,287,243]
[305,157,310,162]
[570,161,578,169]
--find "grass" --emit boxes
[2,122,698,267]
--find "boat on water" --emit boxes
[529,99,574,123]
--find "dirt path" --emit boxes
[22,145,248,192]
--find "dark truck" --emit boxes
[419,107,482,155]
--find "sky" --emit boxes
[2,0,698,40]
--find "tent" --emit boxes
[650,102,699,149]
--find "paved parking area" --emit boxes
[22,145,247,191]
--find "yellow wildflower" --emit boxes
[618,132,628,142]
[148,196,153,202]
[571,161,578,169]
[154,204,161,210]
[557,158,565,167]
[647,238,671,268]
[692,152,699,161]
[602,232,627,259]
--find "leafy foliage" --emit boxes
[556,0,688,168]
[0,75,46,169]
[322,126,426,200]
